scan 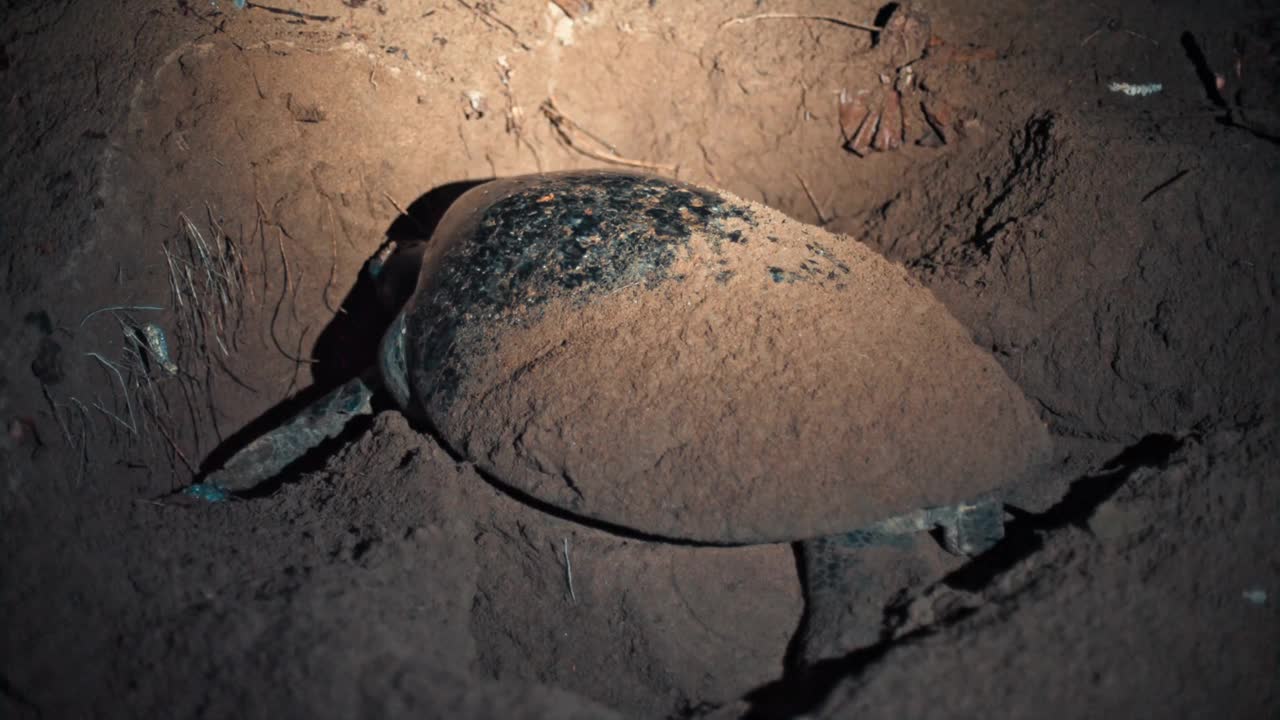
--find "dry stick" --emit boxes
[549,0,585,19]
[256,200,271,309]
[455,0,531,51]
[381,191,410,217]
[717,12,882,34]
[795,173,831,224]
[562,537,577,603]
[567,120,620,156]
[323,225,339,314]
[243,1,338,22]
[1140,168,1192,203]
[41,385,75,448]
[143,401,196,477]
[290,264,306,325]
[540,98,677,174]
[381,191,432,236]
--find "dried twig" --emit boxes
[323,224,339,314]
[455,0,531,51]
[381,191,432,237]
[795,173,831,224]
[242,1,337,22]
[540,98,676,174]
[549,0,588,20]
[67,398,91,485]
[562,537,577,603]
[1140,168,1192,203]
[717,12,881,34]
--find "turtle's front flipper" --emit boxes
[198,370,377,493]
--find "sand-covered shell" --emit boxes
[401,171,1051,543]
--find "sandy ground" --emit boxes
[1,0,1278,717]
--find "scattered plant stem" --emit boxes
[563,537,577,603]
[717,12,881,34]
[270,229,316,365]
[796,173,831,224]
[455,0,531,51]
[86,352,137,434]
[80,305,163,328]
[382,191,432,236]
[541,98,676,174]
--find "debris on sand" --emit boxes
[1108,81,1163,96]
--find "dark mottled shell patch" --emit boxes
[406,171,753,410]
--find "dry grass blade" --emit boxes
[271,229,317,366]
[167,207,248,365]
[455,0,531,51]
[80,305,163,328]
[86,352,137,434]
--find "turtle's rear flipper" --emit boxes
[195,370,377,494]
[792,535,922,669]
[793,499,1005,667]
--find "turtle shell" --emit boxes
[401,170,1051,544]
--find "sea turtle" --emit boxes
[194,169,1052,665]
